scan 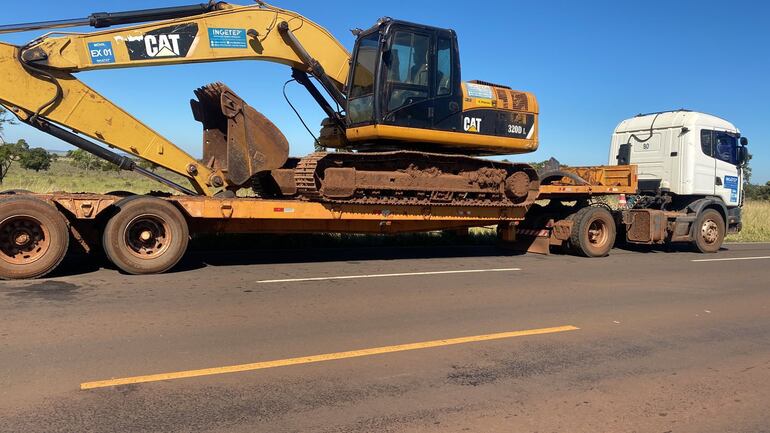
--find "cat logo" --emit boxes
[463,117,482,133]
[124,24,199,61]
[135,34,182,57]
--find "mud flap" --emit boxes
[191,83,289,187]
[514,228,552,255]
[498,223,551,255]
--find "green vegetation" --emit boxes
[0,139,30,182]
[1,158,188,194]
[744,182,770,201]
[20,147,54,172]
[726,200,770,243]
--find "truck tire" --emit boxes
[692,209,724,253]
[567,206,616,257]
[0,196,70,280]
[102,196,189,275]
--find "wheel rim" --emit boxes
[123,214,171,259]
[587,218,609,247]
[701,219,720,245]
[0,215,51,265]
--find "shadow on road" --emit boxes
[48,231,527,277]
[44,232,753,278]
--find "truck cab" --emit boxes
[609,110,748,235]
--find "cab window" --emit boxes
[436,37,452,96]
[348,33,379,124]
[714,132,738,165]
[385,31,430,112]
[701,129,738,165]
[700,129,713,157]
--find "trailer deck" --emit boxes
[0,164,638,279]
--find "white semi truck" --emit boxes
[609,110,747,250]
[512,110,748,257]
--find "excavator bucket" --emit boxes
[191,83,289,188]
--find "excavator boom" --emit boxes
[0,2,540,208]
[0,2,350,195]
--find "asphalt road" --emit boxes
[1,242,769,433]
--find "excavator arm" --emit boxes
[0,2,350,195]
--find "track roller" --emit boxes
[0,196,70,279]
[103,196,189,275]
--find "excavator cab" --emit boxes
[340,19,539,156]
[347,20,461,131]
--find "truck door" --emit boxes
[712,131,741,206]
[698,129,741,204]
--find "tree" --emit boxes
[20,147,53,172]
[68,149,102,172]
[67,149,119,172]
[0,139,30,183]
[0,106,14,135]
[741,152,753,185]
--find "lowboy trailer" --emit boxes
[0,163,638,280]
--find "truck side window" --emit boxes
[701,129,738,165]
[714,131,738,165]
[700,129,713,157]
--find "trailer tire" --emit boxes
[692,209,724,253]
[567,206,616,257]
[0,196,69,280]
[103,196,189,275]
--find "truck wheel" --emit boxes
[692,209,724,253]
[0,196,69,280]
[568,206,616,257]
[103,196,189,275]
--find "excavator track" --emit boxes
[294,153,325,201]
[285,151,539,208]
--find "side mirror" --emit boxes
[740,137,749,146]
[738,146,749,165]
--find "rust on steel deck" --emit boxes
[537,165,638,199]
[37,193,527,235]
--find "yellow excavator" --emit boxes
[0,1,540,208]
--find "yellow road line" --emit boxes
[80,325,579,390]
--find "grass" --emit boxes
[1,159,189,195]
[725,200,770,243]
[1,161,768,243]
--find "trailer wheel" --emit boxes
[692,209,724,253]
[103,196,189,275]
[0,196,69,280]
[567,206,616,257]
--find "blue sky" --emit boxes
[1,0,768,183]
